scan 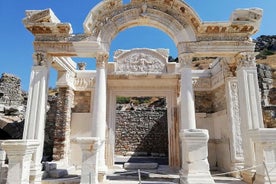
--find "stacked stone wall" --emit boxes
[44,95,58,161]
[53,88,74,161]
[115,109,168,156]
[72,91,91,113]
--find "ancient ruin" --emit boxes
[1,0,276,184]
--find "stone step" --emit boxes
[123,162,158,170]
[42,176,80,184]
[48,169,69,178]
[44,162,57,171]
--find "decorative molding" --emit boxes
[73,71,96,91]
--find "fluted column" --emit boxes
[23,52,50,183]
[91,53,108,181]
[179,54,196,129]
[236,52,264,182]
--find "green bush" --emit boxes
[116,96,131,104]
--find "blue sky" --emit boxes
[0,0,275,90]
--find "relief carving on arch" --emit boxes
[114,49,167,73]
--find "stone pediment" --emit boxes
[114,48,168,73]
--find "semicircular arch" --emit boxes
[84,0,201,51]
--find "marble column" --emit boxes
[236,52,264,182]
[179,54,196,129]
[23,52,50,183]
[91,53,108,181]
[72,137,101,184]
[1,140,39,184]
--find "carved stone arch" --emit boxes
[83,0,201,50]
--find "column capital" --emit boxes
[178,53,194,68]
[33,51,51,67]
[235,52,257,69]
[96,53,109,68]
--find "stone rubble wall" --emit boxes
[0,73,24,106]
[115,108,168,156]
[44,95,58,161]
[256,64,276,128]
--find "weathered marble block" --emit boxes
[249,129,276,184]
[1,140,39,184]
[72,137,101,184]
[179,129,214,184]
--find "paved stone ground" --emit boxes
[105,164,246,184]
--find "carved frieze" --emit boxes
[114,49,168,73]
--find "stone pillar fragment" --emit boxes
[248,129,276,184]
[179,129,214,184]
[23,52,50,183]
[72,137,101,184]
[91,53,108,181]
[236,52,264,183]
[179,54,196,129]
[1,140,39,184]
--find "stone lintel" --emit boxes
[33,40,105,57]
[178,41,255,56]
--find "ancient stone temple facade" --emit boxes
[2,1,276,184]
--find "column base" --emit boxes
[29,166,43,184]
[180,170,214,184]
[229,163,244,178]
[241,170,255,184]
[98,170,107,183]
[179,129,215,184]
[72,137,101,184]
